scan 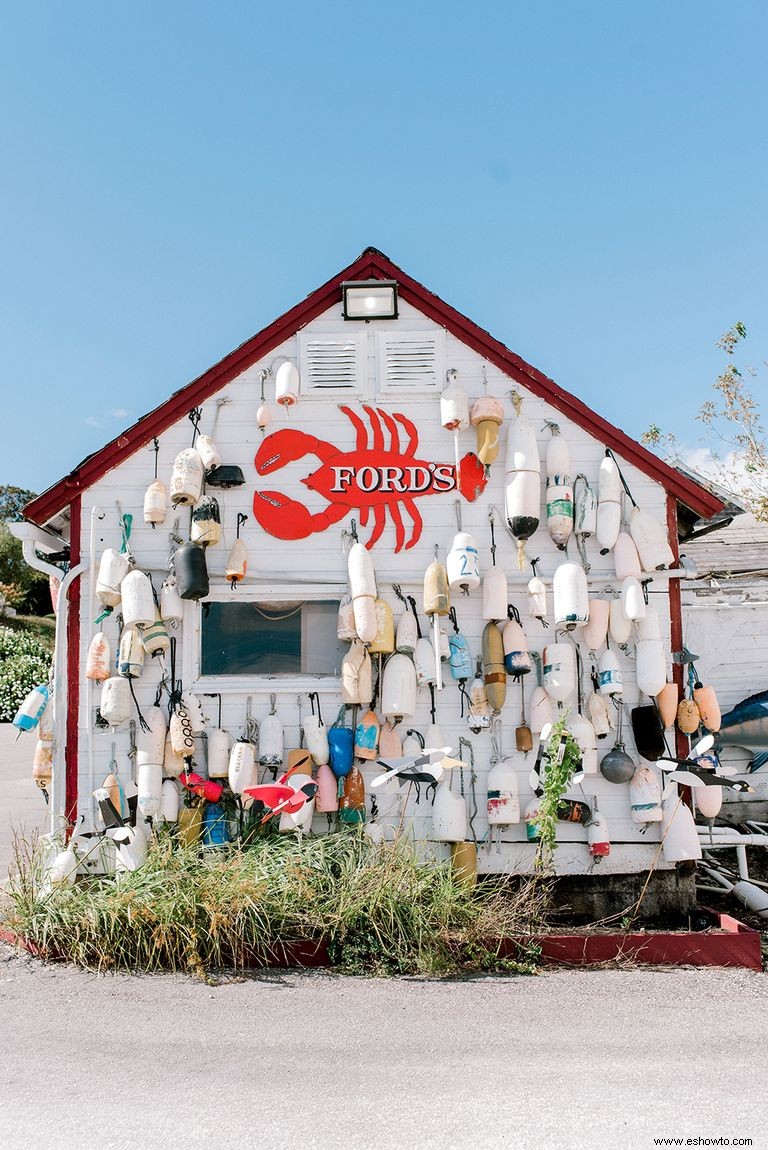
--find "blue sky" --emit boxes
[1,1,766,495]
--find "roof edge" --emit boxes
[24,247,724,525]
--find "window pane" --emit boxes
[201,601,346,677]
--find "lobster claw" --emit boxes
[252,490,348,541]
[254,429,335,476]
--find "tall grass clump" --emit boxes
[2,832,547,976]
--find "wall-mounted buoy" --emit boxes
[207,728,231,778]
[470,391,504,467]
[630,507,675,571]
[621,575,646,621]
[447,530,480,595]
[662,788,702,862]
[96,549,129,609]
[597,648,623,696]
[608,598,632,646]
[160,575,184,623]
[196,433,221,473]
[588,810,611,858]
[432,780,468,842]
[380,653,417,721]
[275,362,300,410]
[657,681,679,729]
[118,626,145,678]
[100,678,131,728]
[143,480,167,528]
[170,448,204,507]
[542,642,576,703]
[191,495,222,548]
[174,542,209,601]
[629,765,663,823]
[138,705,167,762]
[505,394,541,569]
[369,599,395,654]
[636,640,666,697]
[487,758,520,825]
[581,599,609,652]
[120,570,155,629]
[693,683,721,732]
[596,452,622,554]
[613,531,642,581]
[141,611,170,656]
[229,741,257,795]
[482,622,507,712]
[86,633,111,681]
[553,562,588,631]
[545,424,573,551]
[348,542,377,643]
[342,639,373,705]
[137,758,163,818]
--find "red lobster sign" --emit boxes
[252,405,486,552]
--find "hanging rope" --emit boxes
[407,595,422,639]
[488,508,497,567]
[188,408,202,447]
[604,448,638,509]
[129,679,151,733]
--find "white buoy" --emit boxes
[662,789,703,862]
[275,362,300,409]
[137,706,167,762]
[486,758,520,825]
[100,678,132,728]
[160,576,184,624]
[636,640,667,697]
[629,766,663,824]
[447,532,480,594]
[552,562,589,631]
[143,480,168,527]
[229,742,257,795]
[432,782,468,842]
[542,642,577,703]
[483,565,508,622]
[170,447,204,507]
[597,453,621,554]
[137,759,163,819]
[120,570,155,629]
[380,653,417,721]
[630,507,675,571]
[621,575,646,621]
[568,712,598,775]
[597,649,623,696]
[613,532,642,580]
[609,598,632,645]
[96,549,129,609]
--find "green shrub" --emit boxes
[0,626,51,722]
[3,831,547,977]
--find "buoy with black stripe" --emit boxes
[504,395,541,569]
[501,607,531,678]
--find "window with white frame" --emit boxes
[200,599,346,677]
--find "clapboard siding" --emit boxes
[78,300,678,873]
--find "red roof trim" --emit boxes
[24,247,723,525]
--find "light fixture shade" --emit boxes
[342,279,398,320]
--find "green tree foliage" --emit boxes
[643,324,768,522]
[0,485,51,615]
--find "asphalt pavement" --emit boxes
[0,952,766,1150]
[0,722,48,876]
[1,724,766,1150]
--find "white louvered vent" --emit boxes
[298,332,366,395]
[376,330,445,395]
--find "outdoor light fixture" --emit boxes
[342,279,398,321]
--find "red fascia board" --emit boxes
[23,247,723,525]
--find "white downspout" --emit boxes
[10,520,90,834]
[85,507,105,828]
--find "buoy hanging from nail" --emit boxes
[504,392,541,570]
